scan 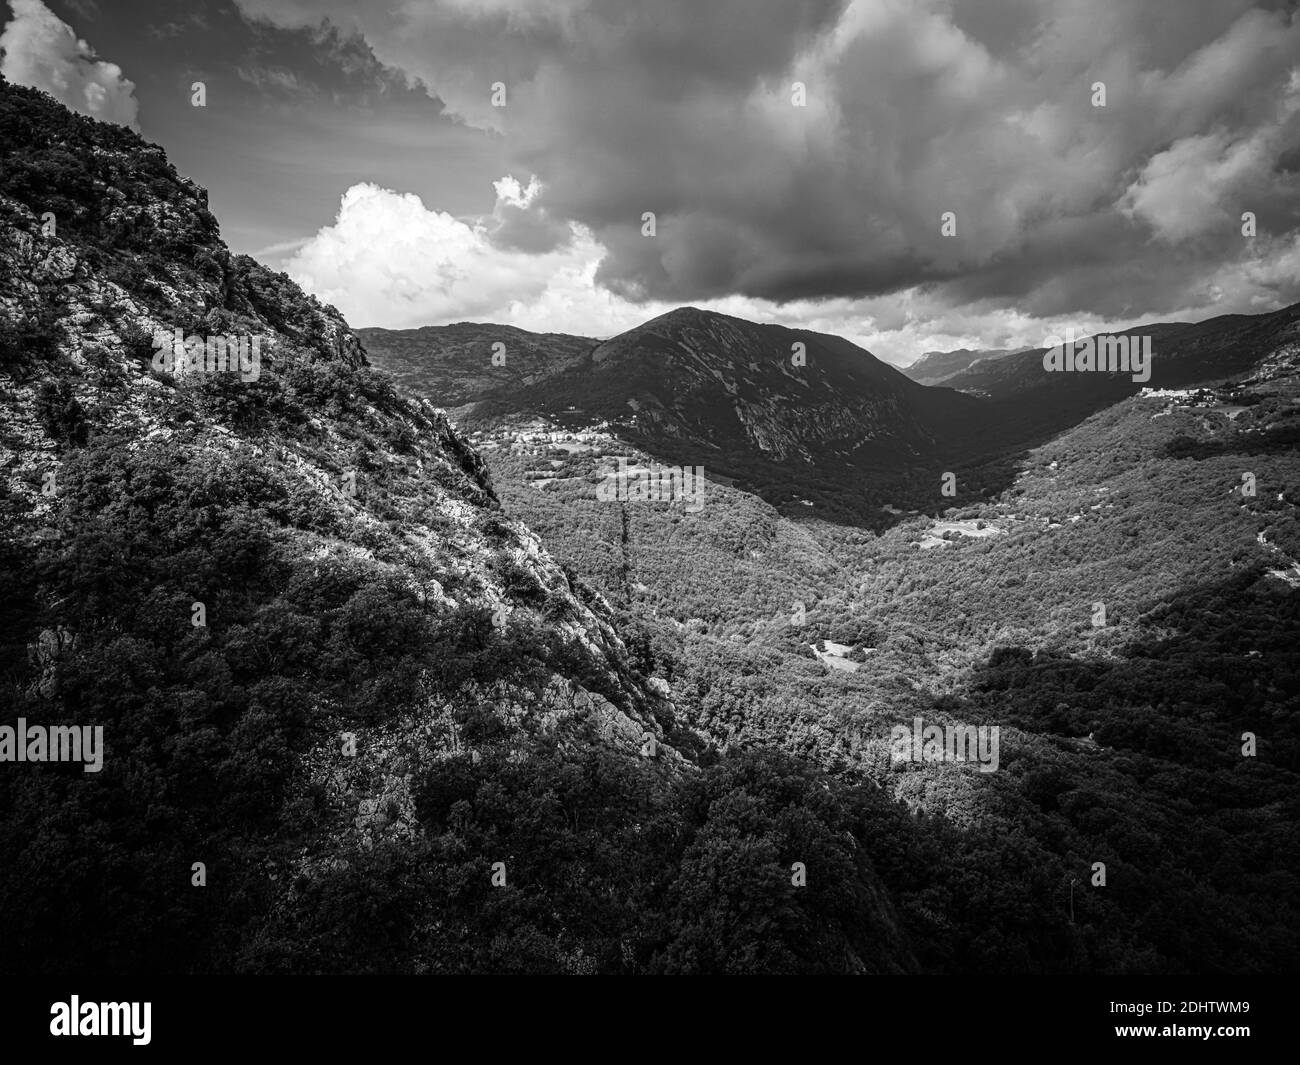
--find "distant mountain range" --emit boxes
[356,322,594,406]
[361,301,1299,517]
[943,308,1300,400]
[933,310,1300,444]
[365,309,983,466]
[901,345,1032,386]
[364,308,993,513]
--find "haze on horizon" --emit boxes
[2,0,1298,366]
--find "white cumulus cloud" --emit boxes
[284,180,666,336]
[0,0,139,128]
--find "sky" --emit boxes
[2,0,1299,365]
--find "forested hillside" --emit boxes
[357,322,595,408]
[464,360,1300,973]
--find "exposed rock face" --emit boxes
[0,74,672,753]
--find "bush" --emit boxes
[0,306,64,371]
[34,378,88,445]
[118,320,159,366]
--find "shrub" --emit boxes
[0,305,64,371]
[118,320,158,366]
[34,378,88,446]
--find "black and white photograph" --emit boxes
[0,0,1296,1048]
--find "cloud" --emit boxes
[0,0,139,128]
[249,236,315,259]
[234,64,310,97]
[282,177,918,345]
[284,175,1203,367]
[285,179,639,333]
[1120,65,1300,244]
[240,0,1300,342]
[487,174,572,253]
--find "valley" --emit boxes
[365,303,1300,974]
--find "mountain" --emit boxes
[876,308,1300,457]
[942,309,1300,433]
[405,307,999,521]
[367,302,1299,525]
[357,322,595,407]
[902,345,1030,386]
[414,316,1300,976]
[0,76,665,745]
[0,75,921,975]
[495,307,982,461]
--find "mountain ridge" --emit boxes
[902,345,1033,386]
[363,298,1300,527]
[366,304,992,522]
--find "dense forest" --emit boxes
[469,378,1300,973]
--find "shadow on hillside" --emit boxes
[1165,421,1300,460]
[455,365,1192,532]
[950,566,1300,773]
[563,423,1070,534]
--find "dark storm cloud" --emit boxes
[235,0,1300,321]
[487,175,573,253]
